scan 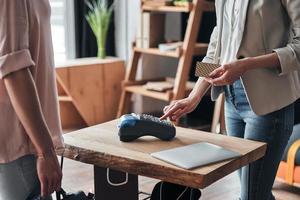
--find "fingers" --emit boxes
[51,161,62,194]
[48,169,62,196]
[160,102,177,120]
[163,100,177,114]
[161,104,190,121]
[160,101,184,120]
[209,66,224,78]
[171,107,188,121]
[48,178,55,197]
[162,106,171,118]
[205,75,226,86]
[40,176,48,198]
[40,171,57,198]
[206,63,244,86]
[167,108,182,121]
[38,154,63,198]
[160,113,171,121]
[208,74,236,86]
[55,168,62,192]
[205,65,227,86]
[53,157,62,192]
[42,173,61,197]
[163,106,168,114]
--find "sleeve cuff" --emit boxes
[0,49,35,79]
[273,46,299,76]
[202,56,214,64]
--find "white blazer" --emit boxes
[203,0,300,115]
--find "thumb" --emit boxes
[209,67,223,78]
[40,176,48,198]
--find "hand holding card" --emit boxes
[195,62,221,78]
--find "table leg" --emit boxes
[94,166,138,200]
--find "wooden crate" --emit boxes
[56,57,125,129]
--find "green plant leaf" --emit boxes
[85,0,114,58]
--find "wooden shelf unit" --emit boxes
[117,0,215,117]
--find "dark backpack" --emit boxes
[55,189,94,200]
[150,181,201,200]
[27,189,94,200]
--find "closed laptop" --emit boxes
[151,142,241,170]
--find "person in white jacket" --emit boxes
[161,0,300,199]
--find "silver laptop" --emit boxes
[151,142,241,170]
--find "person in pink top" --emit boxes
[0,0,64,199]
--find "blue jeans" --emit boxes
[224,80,294,200]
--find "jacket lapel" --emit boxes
[236,0,250,52]
[214,0,226,63]
[214,0,250,62]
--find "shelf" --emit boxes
[124,78,195,102]
[194,43,209,56]
[134,47,181,58]
[142,2,215,13]
[58,96,73,102]
[134,43,208,58]
[125,85,172,101]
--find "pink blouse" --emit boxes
[0,0,64,163]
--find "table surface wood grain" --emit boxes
[61,120,267,189]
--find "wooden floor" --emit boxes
[60,157,300,200]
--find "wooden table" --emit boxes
[61,120,267,199]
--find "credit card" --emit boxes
[195,62,221,77]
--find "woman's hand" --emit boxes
[205,58,250,86]
[160,97,201,121]
[36,150,62,198]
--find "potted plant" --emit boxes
[85,0,114,59]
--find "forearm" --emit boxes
[244,52,281,71]
[3,68,54,155]
[205,52,283,86]
[188,77,211,101]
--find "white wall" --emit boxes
[115,0,182,114]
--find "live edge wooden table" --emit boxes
[60,120,267,200]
